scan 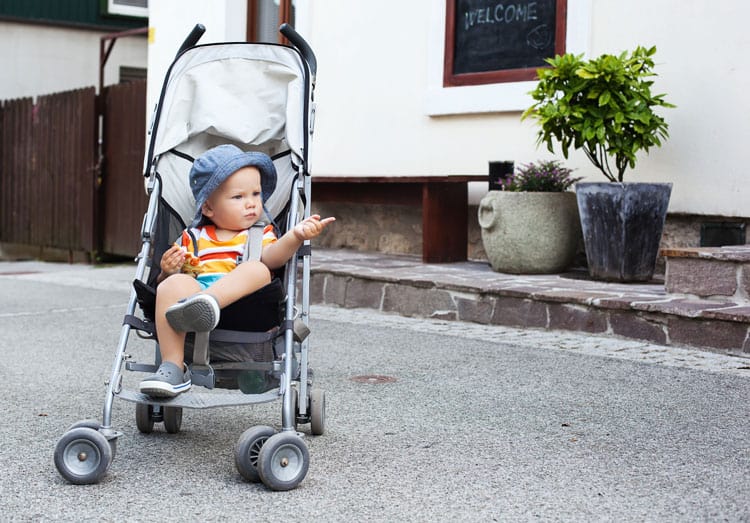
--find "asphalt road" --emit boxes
[1,262,750,522]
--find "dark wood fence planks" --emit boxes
[0,81,148,259]
[101,79,148,257]
[0,88,97,255]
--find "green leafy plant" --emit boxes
[522,46,674,182]
[500,160,581,192]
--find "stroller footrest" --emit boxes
[126,362,158,373]
[116,388,281,409]
[190,364,215,389]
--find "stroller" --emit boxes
[54,24,323,491]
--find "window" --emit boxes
[246,0,294,43]
[119,66,147,83]
[104,0,149,19]
[426,0,590,115]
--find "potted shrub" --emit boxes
[478,160,582,274]
[522,46,675,282]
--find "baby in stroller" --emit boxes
[139,144,334,398]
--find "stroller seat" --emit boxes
[131,275,287,391]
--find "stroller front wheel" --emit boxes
[66,419,117,458]
[163,407,183,434]
[284,387,299,431]
[257,432,309,491]
[235,425,276,483]
[135,403,155,433]
[309,389,325,436]
[54,427,113,485]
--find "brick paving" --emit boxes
[310,248,750,357]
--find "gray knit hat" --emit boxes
[189,144,277,227]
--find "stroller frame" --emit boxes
[54,24,322,491]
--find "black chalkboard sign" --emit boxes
[444,0,566,86]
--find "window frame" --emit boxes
[103,0,149,19]
[443,0,568,87]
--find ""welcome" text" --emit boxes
[464,2,539,30]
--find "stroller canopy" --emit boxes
[148,43,311,226]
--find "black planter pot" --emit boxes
[576,182,672,282]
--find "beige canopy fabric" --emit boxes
[147,43,310,226]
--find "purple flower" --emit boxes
[502,160,581,192]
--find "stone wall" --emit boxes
[312,201,750,276]
[312,202,488,261]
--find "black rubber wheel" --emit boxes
[235,425,276,482]
[66,419,100,432]
[257,432,309,491]
[135,403,154,434]
[66,419,117,458]
[310,389,325,436]
[54,427,113,485]
[163,407,183,434]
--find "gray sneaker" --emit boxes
[165,293,220,332]
[139,362,192,398]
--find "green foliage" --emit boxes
[522,46,674,182]
[500,160,581,192]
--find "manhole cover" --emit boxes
[350,375,397,384]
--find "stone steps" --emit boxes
[310,248,750,358]
[662,246,750,302]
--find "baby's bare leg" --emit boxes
[156,274,201,366]
[155,262,270,366]
[201,260,271,308]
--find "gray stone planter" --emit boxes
[478,191,580,274]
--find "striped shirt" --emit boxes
[177,224,277,281]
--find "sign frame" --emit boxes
[443,0,567,87]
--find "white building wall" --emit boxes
[303,0,750,217]
[0,20,147,100]
[145,0,750,218]
[581,1,750,217]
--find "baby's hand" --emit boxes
[160,244,187,275]
[293,215,336,241]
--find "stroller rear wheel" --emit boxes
[257,432,309,491]
[54,427,113,485]
[235,425,276,482]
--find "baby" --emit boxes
[140,144,334,397]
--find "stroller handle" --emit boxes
[280,23,317,77]
[176,24,206,57]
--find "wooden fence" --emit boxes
[0,80,147,260]
[101,80,148,257]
